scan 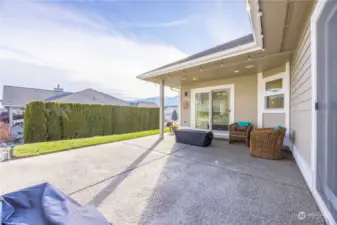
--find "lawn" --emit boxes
[13,128,170,158]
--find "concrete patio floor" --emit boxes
[1,134,325,225]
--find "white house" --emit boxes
[164,106,178,121]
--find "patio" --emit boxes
[1,134,324,224]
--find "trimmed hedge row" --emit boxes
[24,101,159,143]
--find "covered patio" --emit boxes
[2,134,324,224]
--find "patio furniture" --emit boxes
[228,122,253,146]
[174,129,213,147]
[250,127,286,160]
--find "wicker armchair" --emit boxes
[250,127,286,160]
[228,122,253,146]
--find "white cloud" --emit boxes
[131,19,188,28]
[204,0,252,46]
[0,1,187,100]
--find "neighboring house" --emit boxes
[133,101,159,108]
[164,106,178,121]
[2,85,129,125]
[137,1,337,224]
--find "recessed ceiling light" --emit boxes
[245,65,254,69]
[192,77,197,81]
[234,70,239,73]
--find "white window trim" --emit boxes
[262,72,287,112]
[257,62,290,136]
[190,84,235,131]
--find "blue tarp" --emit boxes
[1,183,110,225]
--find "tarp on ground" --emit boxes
[1,182,110,225]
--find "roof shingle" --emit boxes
[142,34,254,75]
[2,85,72,107]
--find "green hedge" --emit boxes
[24,102,160,143]
[45,102,62,141]
[24,101,48,143]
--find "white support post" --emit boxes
[178,86,181,125]
[159,80,165,139]
[257,72,263,128]
[285,61,290,138]
[8,107,13,127]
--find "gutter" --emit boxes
[246,0,264,48]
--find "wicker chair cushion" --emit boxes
[231,131,246,136]
[231,124,248,132]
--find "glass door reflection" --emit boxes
[212,90,230,131]
[195,92,209,129]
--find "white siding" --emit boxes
[263,113,285,127]
[290,20,312,166]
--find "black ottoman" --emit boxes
[174,129,213,147]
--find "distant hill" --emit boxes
[133,96,178,106]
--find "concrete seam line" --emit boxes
[67,154,170,196]
[120,142,189,156]
[120,142,168,156]
[68,144,190,196]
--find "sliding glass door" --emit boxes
[193,87,232,131]
[316,1,337,222]
[212,90,230,131]
[195,92,210,129]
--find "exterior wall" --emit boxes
[263,65,285,78]
[180,74,258,127]
[290,17,312,166]
[262,113,285,127]
[180,89,191,126]
[180,86,191,127]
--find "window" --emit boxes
[266,95,284,108]
[264,78,284,109]
[265,78,282,93]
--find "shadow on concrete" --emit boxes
[134,139,325,225]
[87,138,163,207]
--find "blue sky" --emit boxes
[0,0,251,100]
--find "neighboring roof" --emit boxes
[44,93,73,101]
[2,86,129,107]
[165,106,177,109]
[135,101,159,108]
[140,34,254,76]
[50,88,130,106]
[2,85,72,107]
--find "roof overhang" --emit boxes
[137,0,313,85]
[137,0,264,80]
